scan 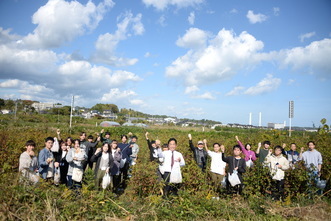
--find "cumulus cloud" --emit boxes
[277,38,331,78]
[225,86,245,96]
[166,28,264,86]
[142,0,204,11]
[91,11,144,66]
[176,28,208,49]
[244,74,281,95]
[188,11,195,25]
[246,10,268,24]
[193,92,216,100]
[23,0,114,48]
[101,88,137,104]
[299,32,316,42]
[185,85,199,94]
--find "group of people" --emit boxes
[19,129,139,194]
[19,130,323,200]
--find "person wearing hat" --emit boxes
[188,134,208,172]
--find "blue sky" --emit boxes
[0,0,330,127]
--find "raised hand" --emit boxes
[235,136,239,141]
[188,134,192,140]
[220,145,225,153]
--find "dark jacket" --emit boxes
[222,153,246,182]
[91,152,114,178]
[118,143,132,161]
[189,140,208,170]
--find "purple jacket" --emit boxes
[237,140,257,162]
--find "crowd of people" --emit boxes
[18,130,324,200]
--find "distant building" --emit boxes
[268,123,285,129]
[102,110,117,119]
[0,109,11,114]
[32,102,54,111]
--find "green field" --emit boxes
[0,114,330,220]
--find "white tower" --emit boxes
[249,112,252,125]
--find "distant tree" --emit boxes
[0,98,5,108]
[91,103,119,113]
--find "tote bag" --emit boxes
[102,173,112,189]
[72,167,83,182]
[170,163,182,183]
[228,170,241,187]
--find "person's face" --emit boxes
[74,140,80,148]
[274,148,282,156]
[132,138,137,143]
[26,145,34,152]
[152,143,157,148]
[213,144,220,152]
[168,140,177,151]
[122,137,127,143]
[80,133,86,140]
[105,134,110,138]
[102,144,109,152]
[308,142,315,150]
[88,138,93,142]
[246,144,251,150]
[45,140,53,149]
[111,141,118,149]
[290,144,297,151]
[66,139,72,146]
[61,143,67,151]
[198,143,204,149]
[233,148,241,156]
[155,140,161,147]
[264,144,270,149]
[163,147,169,151]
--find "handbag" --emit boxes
[72,167,83,182]
[246,160,253,168]
[120,158,127,168]
[54,167,61,184]
[228,170,241,187]
[51,138,59,152]
[102,173,112,189]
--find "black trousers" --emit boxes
[163,172,180,196]
[272,179,285,200]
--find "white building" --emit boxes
[32,102,54,111]
[268,123,285,129]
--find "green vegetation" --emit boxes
[0,114,330,220]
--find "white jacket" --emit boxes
[264,154,290,180]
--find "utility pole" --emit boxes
[69,96,74,131]
[289,101,294,137]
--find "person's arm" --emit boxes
[221,146,229,163]
[256,142,262,157]
[236,136,248,157]
[251,151,257,161]
[203,139,209,152]
[318,152,322,176]
[188,134,195,151]
[56,129,61,141]
[38,149,49,167]
[264,149,273,164]
[179,153,185,167]
[91,148,102,162]
[299,147,304,160]
[114,150,122,162]
[65,149,73,163]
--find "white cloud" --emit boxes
[273,7,280,16]
[101,88,137,103]
[142,0,204,11]
[108,70,142,86]
[166,28,264,86]
[299,32,316,42]
[23,0,114,48]
[244,74,281,95]
[91,11,144,66]
[277,38,331,78]
[288,79,295,85]
[188,11,195,25]
[0,79,22,88]
[144,52,151,57]
[225,86,245,96]
[176,28,208,49]
[230,9,238,14]
[193,92,216,100]
[246,10,268,24]
[0,28,20,45]
[158,15,167,27]
[185,85,199,94]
